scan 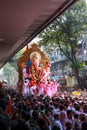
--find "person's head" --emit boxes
[52,125,60,130]
[0,114,10,130]
[74,113,79,119]
[0,98,8,111]
[37,117,47,128]
[82,121,87,130]
[79,113,86,121]
[66,122,72,130]
[11,120,29,130]
[21,62,26,68]
[54,112,60,120]
[40,125,50,130]
[21,111,31,121]
[67,110,73,119]
[60,105,64,111]
[32,110,39,120]
[84,105,87,113]
[75,104,80,111]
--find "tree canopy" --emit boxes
[38,0,87,86]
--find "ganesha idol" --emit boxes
[25,51,58,97]
[26,51,44,86]
[17,44,58,97]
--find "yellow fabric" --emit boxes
[72,91,81,96]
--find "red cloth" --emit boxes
[6,98,12,114]
[30,80,35,87]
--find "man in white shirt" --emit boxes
[52,112,63,130]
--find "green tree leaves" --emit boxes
[38,0,87,87]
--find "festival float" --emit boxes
[17,43,58,97]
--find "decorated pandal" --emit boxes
[17,43,59,97]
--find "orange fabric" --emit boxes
[30,80,35,87]
[26,41,28,52]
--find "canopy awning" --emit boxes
[0,0,77,68]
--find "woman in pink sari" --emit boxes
[51,80,58,97]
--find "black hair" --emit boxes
[0,114,10,130]
[82,121,87,130]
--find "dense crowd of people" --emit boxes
[0,87,87,130]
